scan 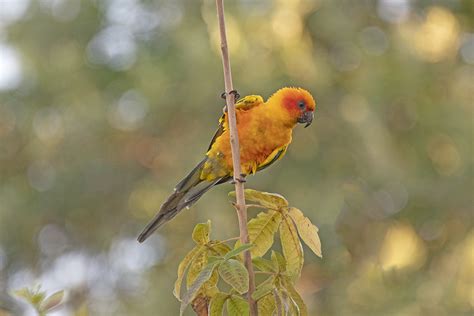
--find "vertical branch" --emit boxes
[215,1,257,315]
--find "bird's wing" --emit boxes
[235,95,264,110]
[256,145,288,172]
[207,95,264,151]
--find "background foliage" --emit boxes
[0,0,472,315]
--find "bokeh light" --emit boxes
[413,6,460,63]
[377,0,411,24]
[87,25,137,71]
[0,0,31,27]
[379,222,427,271]
[0,43,23,91]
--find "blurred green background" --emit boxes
[0,0,473,315]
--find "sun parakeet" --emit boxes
[138,87,316,242]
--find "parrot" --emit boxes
[137,87,316,242]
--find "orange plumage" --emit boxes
[138,87,316,242]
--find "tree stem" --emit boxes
[215,1,257,315]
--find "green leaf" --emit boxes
[174,245,205,300]
[224,243,253,261]
[271,251,287,273]
[246,210,282,257]
[204,285,219,298]
[288,207,322,257]
[208,256,223,264]
[252,257,277,273]
[189,267,219,302]
[39,290,64,312]
[192,221,211,245]
[186,248,208,288]
[243,189,289,209]
[208,241,232,256]
[280,217,304,279]
[227,295,249,316]
[206,269,220,291]
[218,259,249,294]
[252,276,274,301]
[209,292,228,316]
[180,261,220,316]
[282,278,308,316]
[179,241,228,301]
[257,294,276,316]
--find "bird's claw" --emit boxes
[220,90,240,100]
[230,90,240,100]
[221,90,240,113]
[231,174,246,184]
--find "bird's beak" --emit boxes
[297,111,314,128]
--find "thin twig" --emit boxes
[215,1,257,314]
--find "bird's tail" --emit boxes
[137,159,226,243]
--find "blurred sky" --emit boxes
[0,0,473,315]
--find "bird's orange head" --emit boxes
[269,87,316,127]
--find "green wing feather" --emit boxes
[235,95,264,110]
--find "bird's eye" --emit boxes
[298,100,305,109]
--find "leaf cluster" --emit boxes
[177,189,322,315]
[175,221,252,315]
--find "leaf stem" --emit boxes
[245,204,268,209]
[254,271,275,275]
[218,236,240,244]
[274,289,283,316]
[215,0,257,314]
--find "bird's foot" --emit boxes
[221,90,240,113]
[231,174,246,184]
[220,90,240,100]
